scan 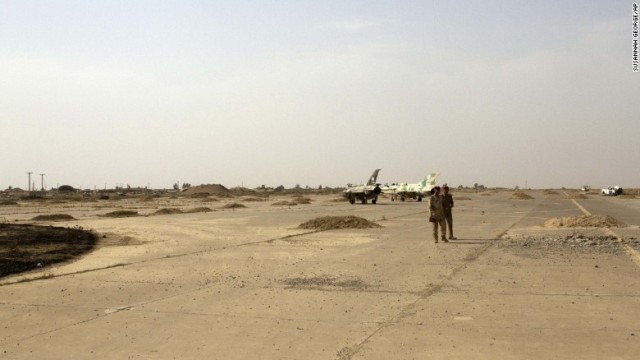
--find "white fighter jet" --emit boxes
[343,169,382,204]
[382,173,439,202]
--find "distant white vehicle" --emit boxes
[601,186,623,196]
[580,185,591,192]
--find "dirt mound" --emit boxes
[241,197,267,202]
[511,191,533,200]
[102,210,139,218]
[153,208,183,215]
[291,196,312,204]
[181,184,230,197]
[229,187,255,196]
[0,200,18,206]
[543,215,627,228]
[31,214,75,222]
[272,201,297,206]
[186,207,213,213]
[298,216,382,231]
[455,196,472,200]
[543,189,559,195]
[221,203,246,209]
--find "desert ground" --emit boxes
[1,188,639,359]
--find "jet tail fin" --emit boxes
[367,169,381,186]
[425,173,439,187]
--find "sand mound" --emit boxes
[181,184,230,197]
[31,214,75,221]
[455,196,472,200]
[241,197,267,202]
[187,207,213,213]
[291,196,312,204]
[272,201,296,206]
[102,210,139,218]
[0,200,18,206]
[543,190,559,195]
[153,208,183,215]
[221,203,246,209]
[543,215,627,228]
[298,216,382,231]
[511,191,534,200]
[229,187,255,196]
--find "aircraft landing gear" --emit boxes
[349,196,355,204]
[417,196,422,202]
[372,197,377,204]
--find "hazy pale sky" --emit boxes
[2,1,638,190]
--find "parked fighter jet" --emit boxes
[382,173,439,202]
[343,169,382,204]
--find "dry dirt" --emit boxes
[543,214,627,228]
[511,191,534,200]
[298,215,382,231]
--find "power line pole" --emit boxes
[26,172,32,192]
[40,174,45,191]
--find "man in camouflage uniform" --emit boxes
[429,186,447,243]
[442,185,456,240]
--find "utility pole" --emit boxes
[40,174,45,191]
[26,172,32,192]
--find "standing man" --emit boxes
[442,185,456,240]
[429,186,447,243]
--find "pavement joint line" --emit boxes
[0,280,222,347]
[564,191,640,269]
[336,240,497,360]
[0,229,322,287]
[336,198,562,359]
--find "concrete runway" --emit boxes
[1,190,639,359]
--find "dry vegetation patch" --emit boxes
[543,215,627,228]
[298,216,382,231]
[0,223,96,278]
[0,200,19,206]
[511,191,534,200]
[455,196,472,200]
[102,210,139,218]
[31,214,75,222]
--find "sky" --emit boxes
[1,0,638,190]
